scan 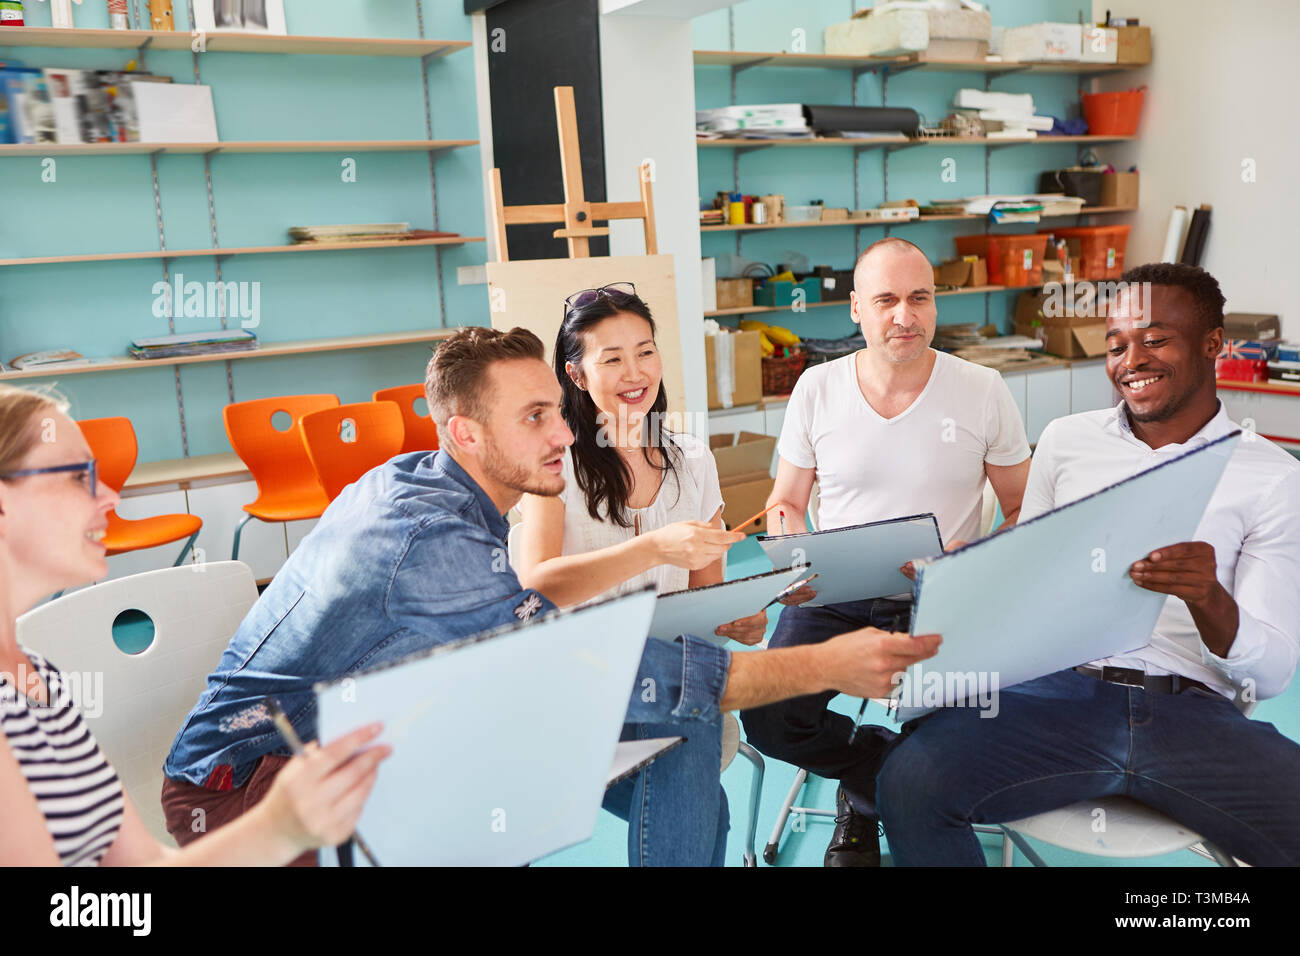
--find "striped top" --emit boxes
[0,649,124,866]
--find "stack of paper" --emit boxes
[952,88,1053,137]
[695,104,811,139]
[129,329,258,360]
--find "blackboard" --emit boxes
[486,0,609,260]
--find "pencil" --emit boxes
[732,501,781,534]
[263,697,382,867]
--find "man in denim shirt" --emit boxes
[163,326,939,866]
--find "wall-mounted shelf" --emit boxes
[694,49,1138,76]
[0,235,485,267]
[701,205,1136,233]
[0,139,477,158]
[698,134,1133,149]
[0,26,468,58]
[704,283,1036,317]
[0,328,460,381]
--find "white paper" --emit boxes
[897,432,1240,718]
[758,514,942,607]
[134,83,219,143]
[315,589,656,866]
[649,567,809,645]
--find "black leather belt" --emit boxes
[1074,665,1215,697]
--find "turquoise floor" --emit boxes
[537,535,1300,867]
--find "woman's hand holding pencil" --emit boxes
[648,520,744,571]
[259,722,392,863]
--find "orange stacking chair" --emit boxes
[298,401,406,501]
[372,384,440,455]
[78,417,203,566]
[222,394,338,560]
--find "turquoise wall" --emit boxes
[693,0,1112,341]
[0,1,485,462]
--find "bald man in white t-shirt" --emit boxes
[741,237,1032,867]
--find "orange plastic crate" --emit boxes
[953,233,1049,286]
[1040,225,1131,280]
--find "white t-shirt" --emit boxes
[778,349,1030,543]
[561,431,725,603]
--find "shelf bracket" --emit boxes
[134,35,153,68]
[731,56,775,75]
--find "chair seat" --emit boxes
[1002,796,1203,858]
[721,712,741,772]
[243,491,330,523]
[105,512,202,555]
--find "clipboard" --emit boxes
[648,566,811,645]
[757,513,943,607]
[315,588,658,866]
[896,431,1241,719]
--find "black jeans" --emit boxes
[741,597,912,817]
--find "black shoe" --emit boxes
[824,788,882,867]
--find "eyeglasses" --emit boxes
[0,460,98,497]
[563,282,638,316]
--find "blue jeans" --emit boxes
[602,718,729,866]
[877,668,1300,866]
[740,598,912,818]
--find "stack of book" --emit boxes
[952,88,1054,139]
[1,64,173,144]
[287,223,458,244]
[695,104,811,139]
[129,330,259,360]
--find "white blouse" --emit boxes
[560,432,725,604]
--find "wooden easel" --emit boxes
[488,86,658,262]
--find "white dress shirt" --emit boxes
[1020,401,1300,699]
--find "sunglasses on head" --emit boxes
[563,282,638,316]
[0,460,98,497]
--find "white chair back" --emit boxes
[16,561,259,843]
[979,479,997,536]
[807,482,821,533]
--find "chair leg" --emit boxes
[1200,841,1241,867]
[736,741,765,868]
[232,514,255,561]
[173,531,200,567]
[1001,826,1049,867]
[763,767,808,865]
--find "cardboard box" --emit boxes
[935,257,988,288]
[1100,171,1139,208]
[709,431,777,536]
[1115,25,1151,65]
[1002,22,1081,61]
[705,329,763,410]
[1224,313,1280,341]
[820,207,849,221]
[1080,26,1118,63]
[1014,289,1107,358]
[715,278,753,311]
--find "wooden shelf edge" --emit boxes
[692,48,1144,75]
[0,329,462,380]
[0,236,486,267]
[701,206,1137,233]
[0,139,478,157]
[698,135,1132,149]
[0,27,470,58]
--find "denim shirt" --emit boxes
[164,450,732,789]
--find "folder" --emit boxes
[757,514,943,607]
[315,588,658,866]
[896,432,1241,719]
[648,566,810,645]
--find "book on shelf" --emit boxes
[129,329,259,360]
[0,67,170,144]
[287,224,460,244]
